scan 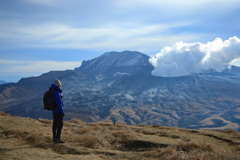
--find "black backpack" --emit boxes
[43,87,58,110]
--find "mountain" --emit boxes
[0,51,240,131]
[75,51,153,75]
[0,80,8,85]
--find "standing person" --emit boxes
[52,79,65,143]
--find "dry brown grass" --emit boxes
[25,131,51,148]
[0,111,10,117]
[38,118,51,125]
[176,141,213,153]
[69,118,84,124]
[220,129,237,134]
[1,112,240,160]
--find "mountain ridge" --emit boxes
[0,51,240,131]
[75,51,153,75]
[0,80,8,85]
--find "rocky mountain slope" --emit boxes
[75,51,152,75]
[0,51,240,131]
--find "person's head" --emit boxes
[54,79,62,89]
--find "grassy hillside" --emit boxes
[0,112,240,160]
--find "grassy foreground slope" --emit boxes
[0,112,240,160]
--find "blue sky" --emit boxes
[0,0,240,82]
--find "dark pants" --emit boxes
[52,113,63,140]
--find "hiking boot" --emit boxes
[52,137,57,143]
[54,139,65,143]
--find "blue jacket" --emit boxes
[51,84,64,114]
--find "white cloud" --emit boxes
[0,59,81,75]
[230,57,240,66]
[127,0,240,8]
[23,0,57,6]
[0,20,196,53]
[149,36,240,77]
[116,0,240,16]
[1,0,239,54]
